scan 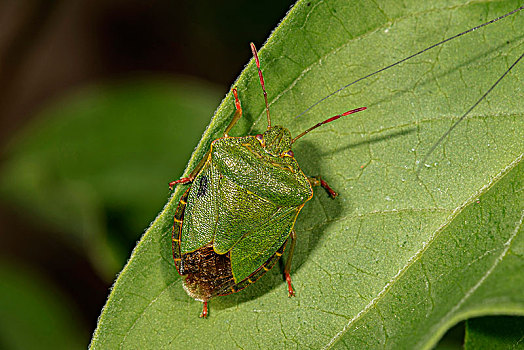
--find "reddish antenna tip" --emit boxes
[341,107,367,116]
[250,42,271,127]
[250,43,258,61]
[250,42,262,69]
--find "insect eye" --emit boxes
[281,150,294,158]
[255,134,265,146]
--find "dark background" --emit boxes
[0,1,296,148]
[0,1,294,348]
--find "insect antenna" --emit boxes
[291,107,367,144]
[250,42,272,128]
[295,5,524,119]
[416,51,524,176]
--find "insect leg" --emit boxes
[168,150,210,189]
[284,229,297,297]
[200,300,208,318]
[308,176,338,198]
[223,88,243,137]
[169,87,241,189]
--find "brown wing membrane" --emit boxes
[182,244,235,301]
[180,234,289,301]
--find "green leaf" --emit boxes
[90,0,524,349]
[464,316,524,349]
[0,78,220,278]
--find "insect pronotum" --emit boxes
[169,5,523,318]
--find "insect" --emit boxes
[169,6,523,318]
[169,43,366,318]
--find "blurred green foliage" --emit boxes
[465,316,524,349]
[0,77,221,279]
[0,261,85,350]
[0,77,221,349]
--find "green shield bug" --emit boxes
[169,43,366,318]
[169,6,523,319]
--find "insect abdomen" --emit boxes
[181,244,235,301]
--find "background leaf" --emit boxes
[0,78,220,278]
[90,0,524,348]
[0,261,85,350]
[464,316,524,349]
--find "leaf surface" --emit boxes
[90,1,524,348]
